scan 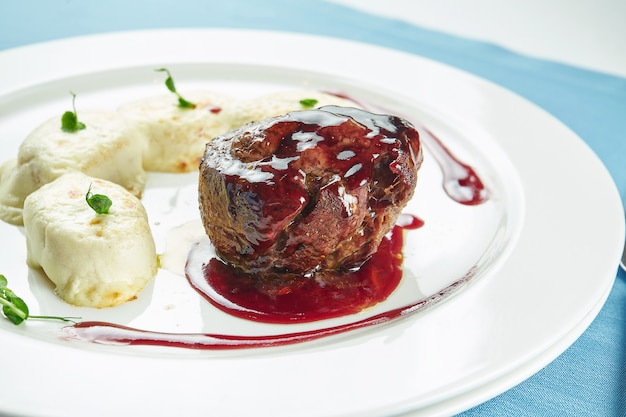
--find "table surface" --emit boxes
[0,1,624,417]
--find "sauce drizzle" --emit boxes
[63,290,443,350]
[420,128,489,205]
[64,262,475,351]
[63,216,467,350]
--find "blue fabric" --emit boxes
[1,1,625,415]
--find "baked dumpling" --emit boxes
[118,91,237,172]
[23,172,157,308]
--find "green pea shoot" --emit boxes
[61,91,86,133]
[0,274,79,325]
[86,184,112,215]
[155,68,196,109]
[299,98,318,108]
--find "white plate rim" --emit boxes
[0,29,623,417]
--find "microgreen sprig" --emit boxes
[61,91,87,133]
[0,274,80,325]
[154,68,196,109]
[299,98,318,108]
[86,184,112,215]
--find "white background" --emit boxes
[331,0,626,78]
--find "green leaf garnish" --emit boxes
[154,68,196,109]
[61,92,86,132]
[0,274,79,325]
[86,184,112,215]
[299,98,318,108]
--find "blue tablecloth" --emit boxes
[1,1,625,416]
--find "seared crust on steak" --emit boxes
[198,106,422,279]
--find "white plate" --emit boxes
[0,29,623,417]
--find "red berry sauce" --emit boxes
[186,224,407,324]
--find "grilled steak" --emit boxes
[198,106,422,280]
